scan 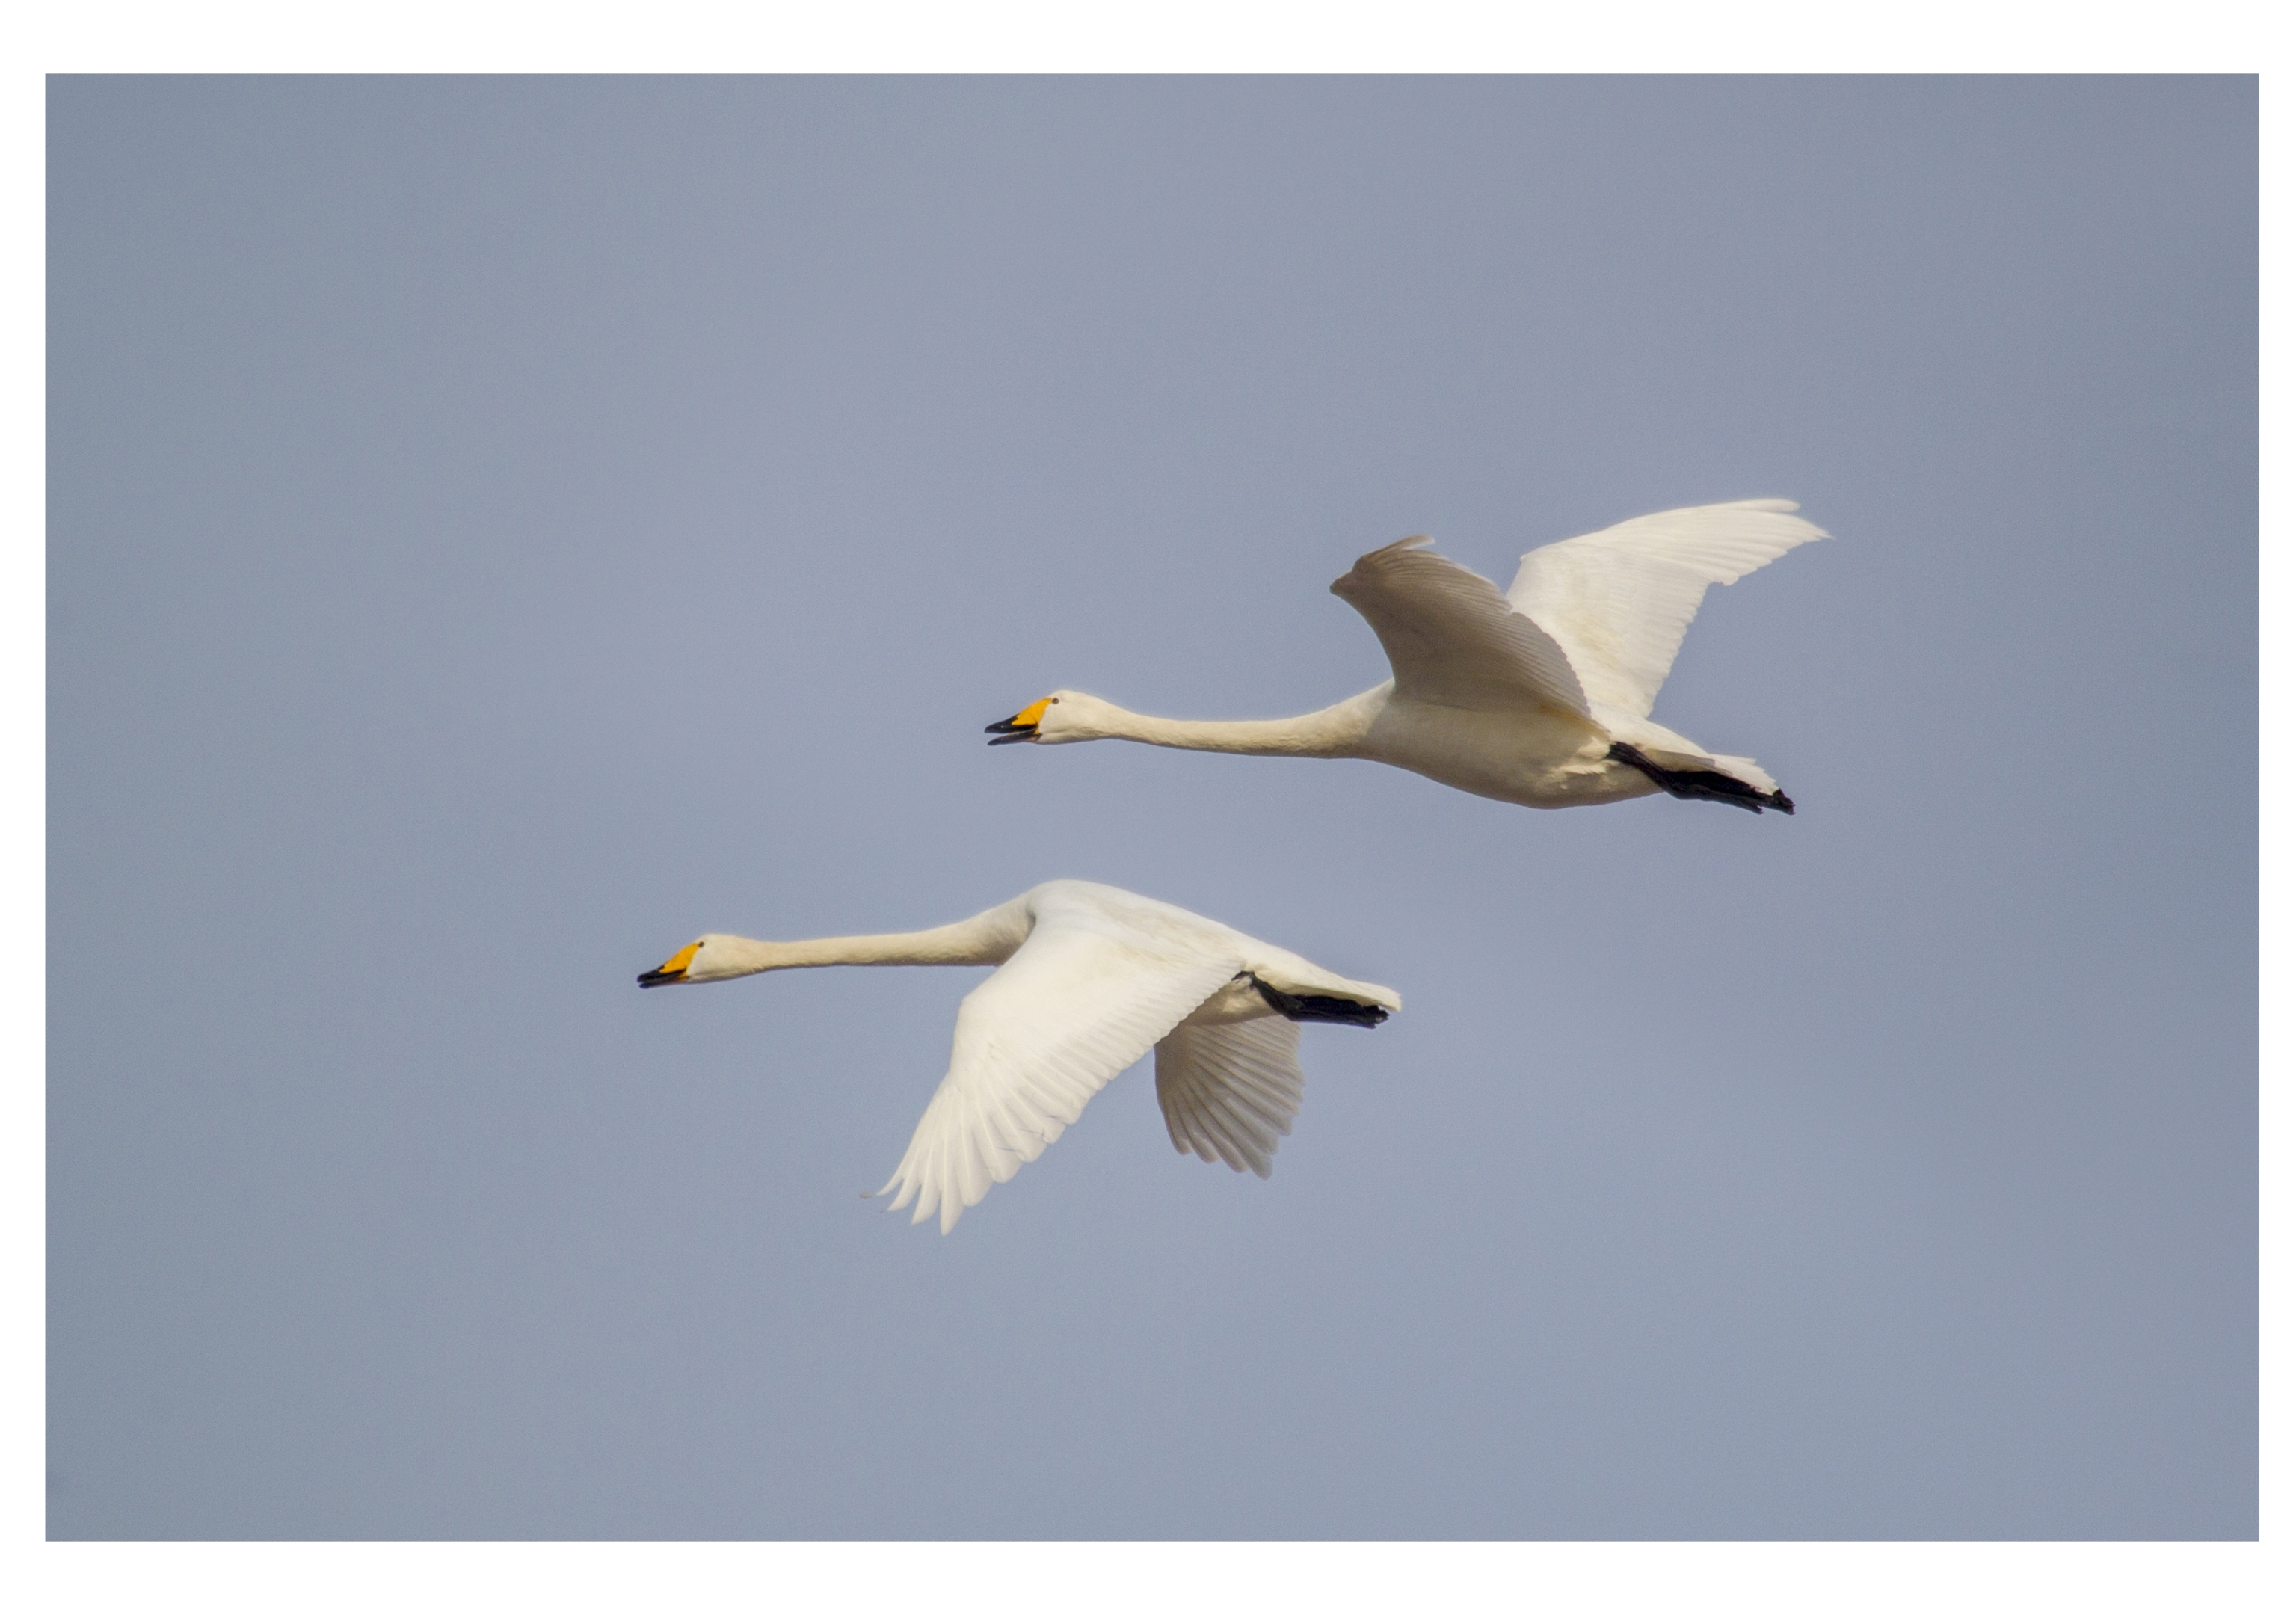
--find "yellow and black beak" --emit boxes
[637,941,700,988]
[985,697,1050,746]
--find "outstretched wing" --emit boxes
[1505,499,1828,720]
[875,913,1237,1234]
[1154,1016,1305,1179]
[1332,536,1592,719]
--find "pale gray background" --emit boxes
[48,77,2256,1539]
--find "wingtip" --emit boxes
[1332,533,1436,596]
[1756,498,1832,543]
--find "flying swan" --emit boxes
[989,499,1828,813]
[638,879,1399,1233]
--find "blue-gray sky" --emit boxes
[48,76,2255,1539]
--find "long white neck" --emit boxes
[1072,686,1386,757]
[707,899,1029,978]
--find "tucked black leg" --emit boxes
[1607,742,1795,815]
[1248,976,1390,1027]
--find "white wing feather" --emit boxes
[1154,1016,1305,1180]
[1504,499,1828,720]
[875,910,1237,1234]
[1332,536,1593,719]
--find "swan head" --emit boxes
[984,691,1109,745]
[636,934,750,988]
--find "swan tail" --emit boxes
[1607,741,1795,816]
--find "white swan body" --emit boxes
[989,499,1828,813]
[638,880,1398,1233]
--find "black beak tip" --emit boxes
[636,970,678,988]
[985,729,1035,746]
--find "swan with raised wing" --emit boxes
[638,880,1398,1234]
[988,499,1827,814]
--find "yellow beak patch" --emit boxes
[1009,698,1051,728]
[654,941,701,979]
